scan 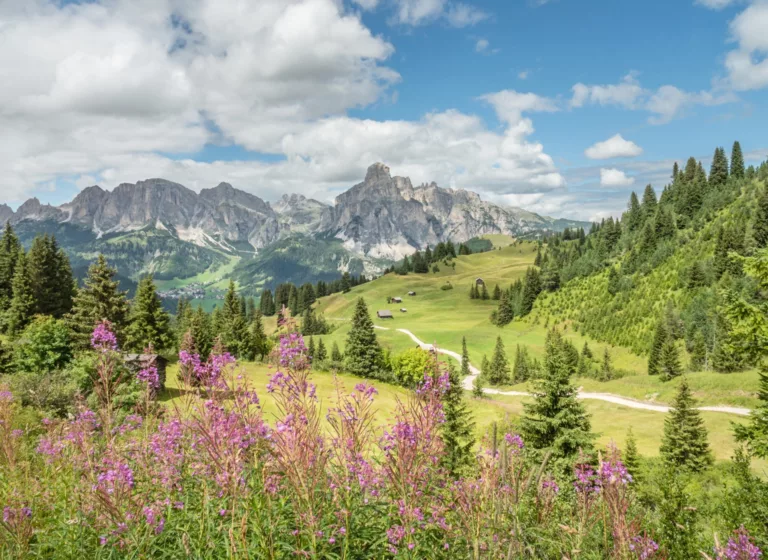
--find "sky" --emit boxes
[1,0,767,221]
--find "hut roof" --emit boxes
[377,310,394,318]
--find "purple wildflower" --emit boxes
[91,321,118,352]
[717,526,762,560]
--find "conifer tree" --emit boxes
[513,344,531,382]
[249,310,268,360]
[659,340,682,381]
[625,191,642,232]
[260,288,276,316]
[488,336,510,385]
[682,156,697,184]
[469,284,477,300]
[480,354,490,380]
[599,348,613,381]
[480,283,489,300]
[659,378,713,472]
[520,267,542,316]
[308,336,316,361]
[520,328,594,464]
[690,331,707,371]
[441,362,475,475]
[731,141,745,179]
[331,341,343,363]
[624,428,640,480]
[344,298,384,379]
[754,189,768,248]
[460,336,471,378]
[26,235,74,318]
[492,284,501,300]
[340,272,351,293]
[67,255,129,348]
[218,280,251,358]
[0,223,21,311]
[316,338,327,362]
[7,250,35,336]
[189,306,213,358]
[124,275,172,353]
[734,367,768,459]
[472,372,484,397]
[246,297,257,324]
[648,321,668,376]
[641,184,658,219]
[709,146,729,188]
[494,291,515,327]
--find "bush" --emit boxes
[440,282,453,291]
[391,347,434,386]
[7,369,79,418]
[12,316,73,373]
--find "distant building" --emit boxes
[475,278,485,286]
[392,297,403,303]
[123,354,168,392]
[377,310,394,319]
[408,291,416,296]
[400,308,407,313]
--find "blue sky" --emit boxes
[2,0,767,220]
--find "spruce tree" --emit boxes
[492,284,501,300]
[731,141,745,179]
[344,298,384,379]
[689,331,707,371]
[472,372,484,397]
[331,341,343,363]
[219,281,251,358]
[625,191,642,232]
[189,306,213,358]
[480,354,490,380]
[624,428,641,481]
[754,189,768,248]
[659,340,682,381]
[599,348,613,381]
[250,310,268,360]
[66,255,129,348]
[648,321,668,376]
[520,267,542,316]
[469,284,477,300]
[494,291,515,326]
[441,362,475,476]
[734,367,768,459]
[659,377,713,472]
[641,184,658,220]
[7,250,35,336]
[124,275,173,353]
[520,328,594,464]
[0,222,21,307]
[480,283,489,300]
[460,336,471,378]
[308,336,316,361]
[316,338,327,362]
[488,336,510,385]
[27,235,74,318]
[513,344,530,382]
[260,289,276,316]
[709,146,729,188]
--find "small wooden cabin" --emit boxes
[475,278,485,286]
[408,291,416,296]
[377,310,394,319]
[392,297,403,303]
[400,308,407,313]
[123,354,168,392]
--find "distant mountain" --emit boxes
[3,164,589,292]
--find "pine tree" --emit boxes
[331,341,343,363]
[249,310,268,360]
[624,428,641,481]
[189,306,213,358]
[648,320,667,376]
[520,329,594,464]
[246,297,257,324]
[26,235,74,318]
[689,331,707,371]
[682,156,697,184]
[124,275,172,353]
[659,378,713,472]
[494,291,515,326]
[731,141,745,179]
[754,189,768,248]
[659,340,683,381]
[472,372,484,397]
[735,367,768,459]
[480,354,490,381]
[344,298,384,379]
[260,289,276,316]
[66,255,129,348]
[488,336,510,385]
[340,272,351,293]
[599,348,613,381]
[520,267,542,316]
[441,362,475,475]
[308,336,316,361]
[513,344,531,382]
[316,338,327,362]
[469,284,477,300]
[710,146,729,188]
[460,336,471,378]
[6,250,35,336]
[480,283,489,300]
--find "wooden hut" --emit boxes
[123,354,168,392]
[377,310,394,319]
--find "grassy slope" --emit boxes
[161,362,766,471]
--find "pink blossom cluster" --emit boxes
[91,321,118,352]
[717,526,763,560]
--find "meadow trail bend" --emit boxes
[373,326,751,417]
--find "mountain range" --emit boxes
[2,163,588,297]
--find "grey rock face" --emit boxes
[0,204,14,225]
[273,194,330,235]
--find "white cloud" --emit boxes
[570,73,737,124]
[352,0,381,8]
[570,73,645,109]
[475,38,489,52]
[389,0,487,26]
[480,90,559,124]
[444,3,489,27]
[724,2,768,90]
[695,0,738,8]
[585,134,643,159]
[518,70,529,80]
[600,168,635,187]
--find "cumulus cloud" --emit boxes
[389,0,487,27]
[570,73,737,124]
[480,90,559,123]
[695,0,738,8]
[585,134,643,160]
[724,2,768,90]
[600,168,635,187]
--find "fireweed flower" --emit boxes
[574,463,601,494]
[630,534,660,559]
[716,526,762,560]
[137,366,160,390]
[91,321,118,352]
[599,456,632,486]
[503,433,524,453]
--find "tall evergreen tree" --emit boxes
[331,341,343,363]
[6,250,35,336]
[460,336,471,378]
[754,189,768,248]
[513,344,531,382]
[480,283,489,300]
[641,184,658,219]
[26,235,74,318]
[488,336,510,385]
[624,428,640,481]
[520,267,542,316]
[66,255,129,348]
[0,222,21,308]
[308,336,316,361]
[494,291,515,326]
[520,329,594,464]
[648,320,668,376]
[731,141,745,179]
[492,284,501,300]
[735,368,768,459]
[188,306,213,358]
[219,281,251,358]
[659,339,683,381]
[599,348,613,381]
[316,338,327,362]
[344,298,384,379]
[690,331,708,371]
[659,378,713,472]
[260,288,276,316]
[441,362,475,476]
[124,274,173,353]
[709,146,729,188]
[625,191,642,232]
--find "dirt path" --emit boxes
[374,325,751,416]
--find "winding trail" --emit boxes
[374,326,751,416]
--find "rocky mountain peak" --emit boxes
[365,162,391,183]
[0,204,13,225]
